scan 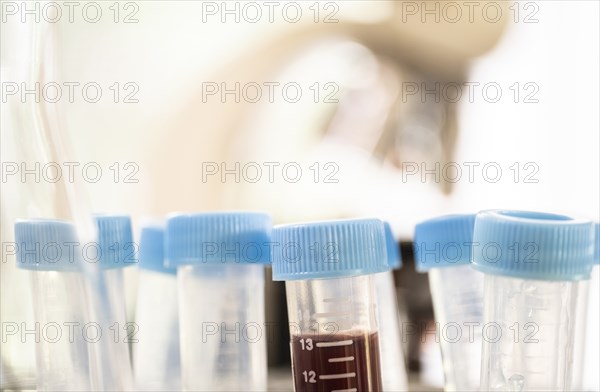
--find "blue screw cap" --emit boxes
[138,225,176,275]
[594,223,599,265]
[384,222,402,270]
[165,212,272,267]
[413,214,475,272]
[94,215,136,269]
[272,218,389,281]
[471,210,594,281]
[14,219,82,272]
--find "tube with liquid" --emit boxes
[272,218,390,392]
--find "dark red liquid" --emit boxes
[290,332,382,392]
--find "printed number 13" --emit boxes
[299,338,313,350]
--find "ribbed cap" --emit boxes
[413,214,475,272]
[165,212,272,267]
[594,223,599,265]
[138,225,176,275]
[472,210,594,281]
[15,219,82,271]
[271,218,389,281]
[94,215,136,269]
[384,222,402,269]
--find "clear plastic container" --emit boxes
[414,214,482,391]
[472,210,595,392]
[14,220,92,391]
[133,225,180,391]
[91,215,135,391]
[272,218,390,392]
[375,222,409,391]
[165,212,272,391]
[572,222,600,392]
[14,216,135,391]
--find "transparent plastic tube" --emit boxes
[581,264,600,391]
[272,218,390,392]
[572,223,599,392]
[375,271,409,392]
[29,270,91,391]
[571,279,589,391]
[414,214,479,391]
[472,210,594,392]
[165,212,271,392]
[92,267,132,391]
[89,215,134,391]
[133,225,180,391]
[480,274,580,391]
[286,274,382,391]
[178,264,266,391]
[14,220,91,391]
[133,269,180,390]
[428,265,483,391]
[375,223,409,391]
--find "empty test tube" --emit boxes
[376,222,409,391]
[414,214,481,391]
[272,218,390,392]
[472,210,594,392]
[92,215,135,391]
[165,212,271,391]
[14,215,134,391]
[133,225,180,391]
[572,222,600,392]
[15,220,92,391]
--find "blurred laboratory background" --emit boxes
[1,1,599,391]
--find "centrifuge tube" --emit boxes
[572,222,600,392]
[272,218,390,392]
[15,219,92,392]
[376,222,408,391]
[165,212,271,391]
[472,210,595,392]
[133,225,180,391]
[414,214,481,391]
[92,215,135,391]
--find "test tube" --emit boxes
[572,222,600,391]
[272,218,389,392]
[91,215,135,391]
[133,225,180,391]
[165,212,271,391]
[472,210,594,392]
[413,214,481,391]
[376,222,408,391]
[15,219,92,391]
